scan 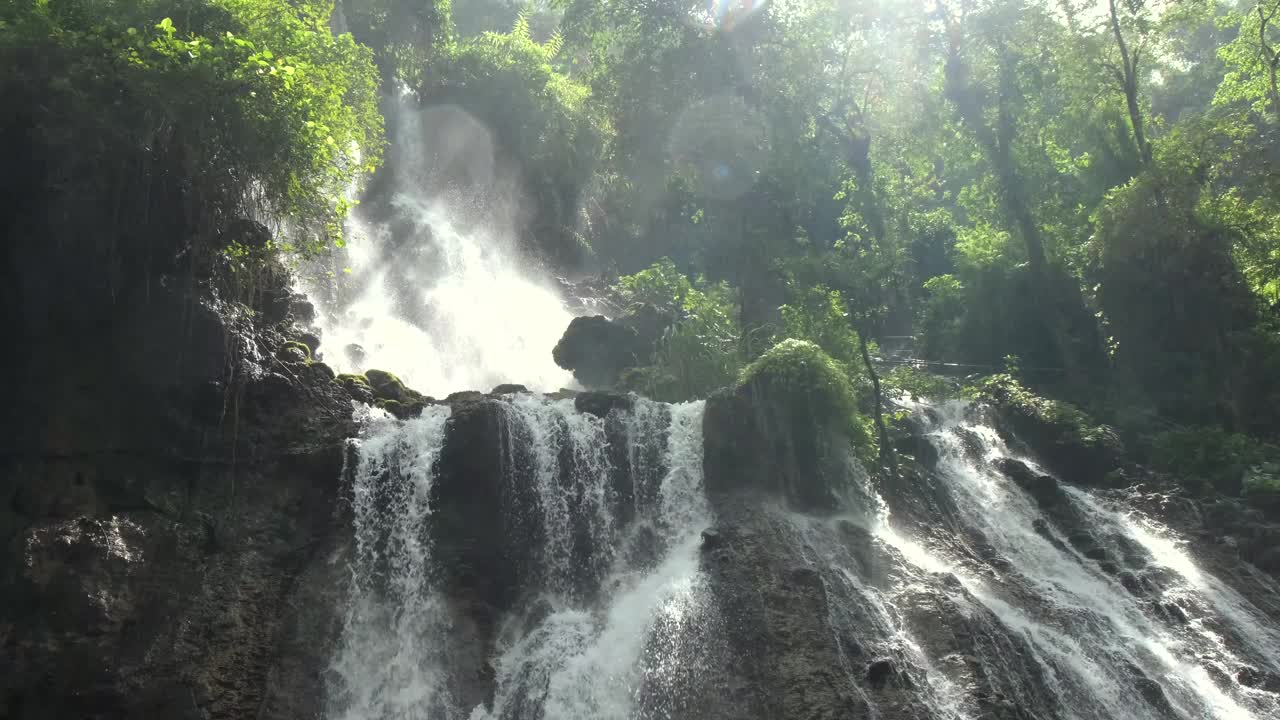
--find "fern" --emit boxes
[511,10,530,42]
[544,29,563,59]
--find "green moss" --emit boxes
[277,340,313,364]
[739,339,875,457]
[336,372,371,388]
[365,369,408,400]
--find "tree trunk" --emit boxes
[1109,0,1152,165]
[943,47,1048,274]
[1260,3,1280,121]
[858,328,897,480]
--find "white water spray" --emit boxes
[302,96,575,396]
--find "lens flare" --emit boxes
[709,0,769,30]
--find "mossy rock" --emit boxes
[970,373,1123,485]
[276,340,312,365]
[334,372,374,403]
[336,372,371,388]
[364,369,428,409]
[365,369,411,401]
[375,397,428,420]
[705,340,876,510]
[739,339,874,457]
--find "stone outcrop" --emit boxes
[551,304,672,387]
[0,211,377,718]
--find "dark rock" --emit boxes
[297,332,322,356]
[1236,666,1280,692]
[994,458,1062,508]
[344,343,367,366]
[867,658,898,690]
[1117,570,1148,597]
[446,390,486,405]
[1083,546,1110,561]
[365,369,410,401]
[992,397,1124,487]
[308,362,336,382]
[490,384,529,395]
[704,385,857,512]
[552,315,649,387]
[276,342,310,365]
[289,295,317,325]
[1158,601,1189,625]
[574,390,633,418]
[335,373,374,404]
[789,566,824,590]
[701,528,725,551]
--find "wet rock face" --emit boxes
[703,385,862,512]
[0,216,366,719]
[695,502,866,720]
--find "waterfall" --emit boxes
[300,92,575,396]
[327,397,712,720]
[325,389,1280,720]
[863,400,1280,720]
[328,405,457,720]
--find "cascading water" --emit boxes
[300,92,575,396]
[858,399,1280,720]
[328,404,457,720]
[327,397,713,720]
[325,386,1280,720]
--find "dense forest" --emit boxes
[4,0,1280,505]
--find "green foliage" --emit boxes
[424,12,603,260]
[776,284,861,374]
[739,339,874,457]
[0,0,383,254]
[968,373,1117,450]
[614,259,742,401]
[343,0,452,79]
[884,366,960,402]
[1214,3,1280,118]
[1150,427,1278,495]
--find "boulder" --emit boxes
[552,315,647,387]
[551,305,674,388]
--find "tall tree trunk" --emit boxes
[1109,0,1152,165]
[858,326,897,480]
[943,47,1048,274]
[1259,3,1280,121]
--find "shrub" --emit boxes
[1149,427,1276,496]
[614,259,742,401]
[884,366,960,401]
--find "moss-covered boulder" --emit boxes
[705,340,874,511]
[343,369,430,418]
[276,340,312,365]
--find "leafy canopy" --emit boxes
[0,0,383,253]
